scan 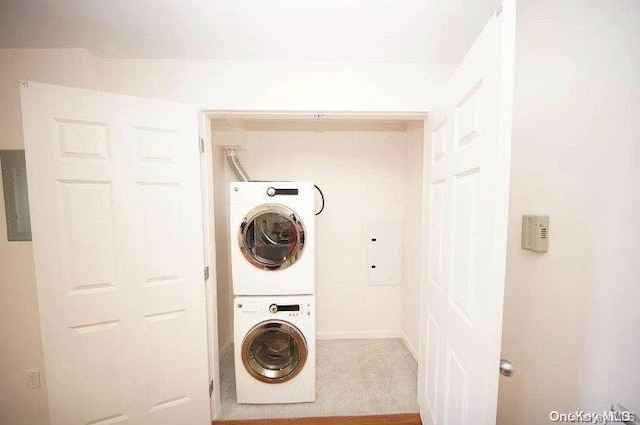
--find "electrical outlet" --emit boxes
[26,369,41,389]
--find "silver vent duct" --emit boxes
[225,147,251,182]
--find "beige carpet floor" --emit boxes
[218,338,419,420]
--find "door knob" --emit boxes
[500,359,515,377]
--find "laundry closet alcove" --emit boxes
[207,115,427,420]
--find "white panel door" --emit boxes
[418,2,515,424]
[20,82,211,425]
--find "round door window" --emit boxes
[241,320,308,384]
[238,204,305,271]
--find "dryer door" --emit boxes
[241,320,308,384]
[239,204,305,271]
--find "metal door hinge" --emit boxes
[209,380,214,397]
[199,137,205,153]
[204,266,210,281]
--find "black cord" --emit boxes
[314,184,325,216]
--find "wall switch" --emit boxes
[26,369,41,389]
[521,215,549,253]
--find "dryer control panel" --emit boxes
[236,300,312,319]
[266,187,299,197]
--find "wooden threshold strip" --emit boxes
[213,413,422,425]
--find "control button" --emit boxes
[267,187,276,197]
[269,304,278,314]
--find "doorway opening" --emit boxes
[202,113,428,420]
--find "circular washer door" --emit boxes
[241,320,308,384]
[238,204,305,271]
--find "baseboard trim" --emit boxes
[213,413,422,424]
[316,330,402,340]
[400,332,418,361]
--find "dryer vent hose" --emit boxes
[225,148,251,182]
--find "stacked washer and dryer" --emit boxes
[230,182,316,404]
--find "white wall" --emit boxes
[0,48,443,424]
[100,58,450,112]
[498,1,640,423]
[211,120,423,344]
[211,128,243,355]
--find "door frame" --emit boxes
[199,112,221,418]
[198,109,428,419]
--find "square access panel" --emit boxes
[1,150,32,241]
[367,219,404,286]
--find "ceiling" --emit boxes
[0,0,499,64]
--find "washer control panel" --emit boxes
[268,303,311,318]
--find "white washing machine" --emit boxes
[230,182,315,295]
[234,295,316,404]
